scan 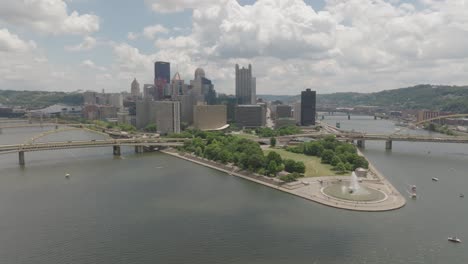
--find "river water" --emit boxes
[0,118,467,264]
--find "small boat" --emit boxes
[448,237,462,243]
[432,177,439,182]
[65,173,70,179]
[460,194,464,198]
[411,193,417,199]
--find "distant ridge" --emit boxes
[260,84,468,112]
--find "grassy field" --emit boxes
[264,148,347,177]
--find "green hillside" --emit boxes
[0,90,83,109]
[261,84,468,112]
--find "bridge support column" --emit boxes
[113,145,121,156]
[374,115,377,120]
[135,146,144,154]
[55,125,59,129]
[19,151,25,166]
[348,114,351,120]
[385,140,393,150]
[0,128,2,134]
[357,140,365,149]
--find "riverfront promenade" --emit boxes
[161,149,406,212]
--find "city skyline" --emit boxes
[1,0,468,95]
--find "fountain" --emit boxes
[322,172,386,202]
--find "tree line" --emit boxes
[180,130,305,182]
[286,135,368,174]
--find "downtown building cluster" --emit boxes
[80,61,317,134]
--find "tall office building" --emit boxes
[235,64,256,105]
[155,101,180,134]
[301,89,316,126]
[170,72,186,99]
[136,100,159,129]
[154,61,170,100]
[190,67,216,104]
[131,78,140,98]
[235,105,266,128]
[143,84,155,99]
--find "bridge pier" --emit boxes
[357,140,366,149]
[0,127,2,134]
[135,145,144,154]
[374,115,377,120]
[385,140,393,150]
[113,145,121,156]
[348,114,351,120]
[19,151,25,166]
[55,125,59,129]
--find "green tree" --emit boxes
[335,162,347,174]
[284,159,296,173]
[353,156,369,169]
[270,137,277,147]
[321,149,335,164]
[266,151,282,165]
[304,142,324,156]
[293,162,305,174]
[331,155,342,166]
[267,160,279,176]
[144,123,157,132]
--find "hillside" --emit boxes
[0,90,83,109]
[261,85,468,112]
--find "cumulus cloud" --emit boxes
[0,28,36,52]
[145,0,219,13]
[141,0,468,94]
[65,36,97,51]
[81,59,107,71]
[128,24,169,40]
[0,0,99,35]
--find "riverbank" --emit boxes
[161,148,406,212]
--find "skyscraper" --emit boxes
[154,61,170,100]
[131,78,140,98]
[301,89,316,126]
[235,64,256,105]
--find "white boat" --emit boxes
[65,173,70,179]
[432,177,439,182]
[448,237,462,243]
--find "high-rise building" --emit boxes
[131,78,140,97]
[136,100,159,129]
[235,105,266,128]
[301,89,316,126]
[190,67,216,104]
[293,102,301,125]
[193,105,227,131]
[275,105,292,119]
[143,84,155,99]
[154,61,170,100]
[170,72,187,99]
[177,94,196,125]
[155,101,180,134]
[235,64,256,105]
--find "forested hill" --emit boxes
[261,85,468,112]
[0,90,83,109]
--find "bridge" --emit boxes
[0,138,185,166]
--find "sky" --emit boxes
[0,0,468,95]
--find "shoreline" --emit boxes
[161,148,406,212]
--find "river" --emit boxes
[0,118,467,264]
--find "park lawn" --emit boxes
[263,148,347,177]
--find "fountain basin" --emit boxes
[322,183,386,202]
